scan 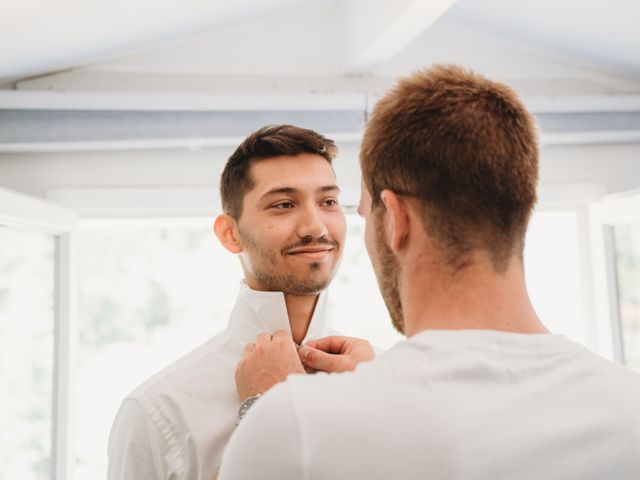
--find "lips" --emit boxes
[286,246,334,261]
[287,247,333,254]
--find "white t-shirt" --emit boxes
[107,283,333,480]
[219,329,640,480]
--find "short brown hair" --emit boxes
[361,64,539,271]
[220,125,338,219]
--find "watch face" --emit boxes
[237,395,260,424]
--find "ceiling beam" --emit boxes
[0,90,367,112]
[344,0,459,73]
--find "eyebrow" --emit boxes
[258,185,340,201]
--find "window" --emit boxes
[612,223,640,371]
[0,226,55,480]
[0,187,76,480]
[75,220,240,478]
[524,210,587,344]
[326,215,403,349]
[337,210,591,348]
[589,192,640,364]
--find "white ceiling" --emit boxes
[0,0,329,80]
[2,0,640,154]
[444,0,640,76]
[1,0,639,94]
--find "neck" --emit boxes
[401,255,547,337]
[283,293,319,345]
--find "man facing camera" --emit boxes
[219,66,640,479]
[107,125,352,479]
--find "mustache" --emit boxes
[282,236,339,254]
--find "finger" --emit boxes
[272,330,293,342]
[257,332,272,346]
[305,336,351,354]
[243,343,256,354]
[298,345,342,372]
[304,365,319,374]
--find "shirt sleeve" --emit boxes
[107,398,180,480]
[218,382,304,480]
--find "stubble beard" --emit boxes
[238,227,338,296]
[373,214,405,334]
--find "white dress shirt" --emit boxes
[219,329,640,480]
[107,282,333,480]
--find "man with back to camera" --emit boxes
[107,125,366,479]
[218,65,640,479]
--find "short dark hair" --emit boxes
[360,64,539,271]
[220,125,338,219]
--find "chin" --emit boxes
[297,271,334,294]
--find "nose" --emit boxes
[297,204,328,240]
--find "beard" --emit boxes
[238,227,340,296]
[372,213,405,334]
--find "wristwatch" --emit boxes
[235,394,261,426]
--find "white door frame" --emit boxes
[0,187,77,480]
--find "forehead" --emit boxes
[248,153,336,193]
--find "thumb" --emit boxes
[298,345,341,373]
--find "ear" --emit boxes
[379,190,410,253]
[214,214,243,254]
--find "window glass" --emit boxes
[327,215,403,348]
[75,221,240,478]
[331,210,589,349]
[613,223,640,371]
[0,226,55,480]
[524,211,586,344]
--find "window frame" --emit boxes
[0,187,77,480]
[590,190,640,363]
[531,183,606,355]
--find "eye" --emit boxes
[322,198,339,207]
[272,201,295,209]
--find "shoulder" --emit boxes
[584,350,640,392]
[127,328,238,402]
[114,328,241,443]
[108,330,241,478]
[109,397,168,448]
[107,398,178,479]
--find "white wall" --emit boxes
[538,143,640,194]
[0,142,638,207]
[0,142,363,203]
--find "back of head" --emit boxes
[360,65,539,272]
[220,124,338,219]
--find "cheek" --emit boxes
[335,213,347,243]
[323,211,347,243]
[249,220,290,252]
[364,219,375,257]
[278,217,317,252]
[267,227,292,250]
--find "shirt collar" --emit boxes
[227,282,330,345]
